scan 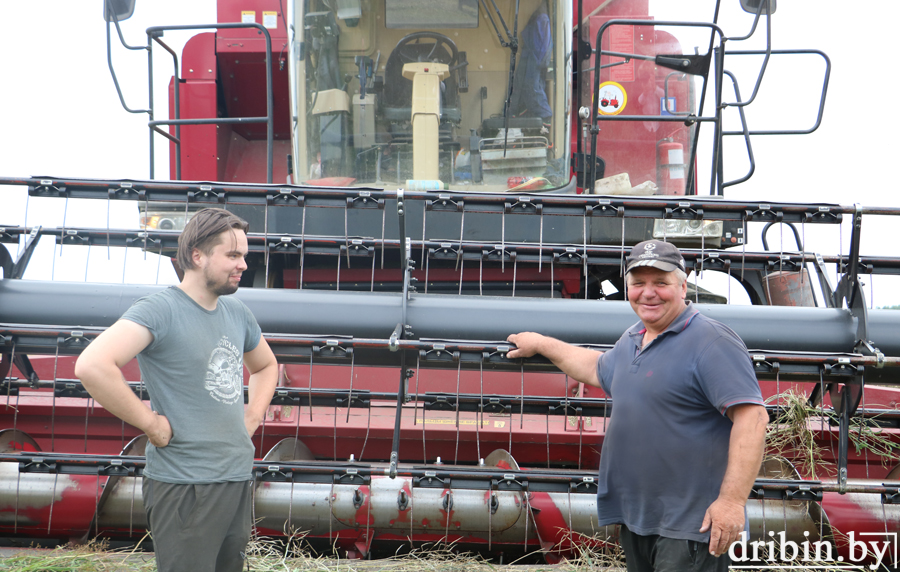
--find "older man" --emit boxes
[507,239,767,572]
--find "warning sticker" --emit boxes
[263,11,278,29]
[609,26,635,83]
[597,81,627,116]
[241,11,255,23]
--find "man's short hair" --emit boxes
[176,208,250,270]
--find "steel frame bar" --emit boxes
[5,377,900,428]
[4,226,900,278]
[2,453,897,500]
[3,325,900,381]
[5,175,899,219]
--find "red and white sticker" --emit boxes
[598,81,627,115]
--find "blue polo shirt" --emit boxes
[595,301,764,542]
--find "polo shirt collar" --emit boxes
[627,300,699,344]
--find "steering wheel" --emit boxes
[393,32,459,67]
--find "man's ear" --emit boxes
[191,247,204,267]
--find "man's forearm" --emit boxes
[77,362,158,433]
[245,362,279,432]
[719,404,767,503]
[531,336,603,387]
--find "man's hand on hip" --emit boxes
[700,497,745,557]
[146,412,173,448]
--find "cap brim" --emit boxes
[625,259,681,273]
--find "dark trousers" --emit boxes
[143,478,253,572]
[620,525,732,572]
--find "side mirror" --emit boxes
[740,0,776,15]
[104,0,136,22]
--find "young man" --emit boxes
[75,208,278,572]
[507,240,767,572]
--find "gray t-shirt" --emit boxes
[595,301,764,542]
[121,286,262,484]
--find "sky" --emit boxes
[1,1,899,306]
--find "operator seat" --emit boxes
[382,33,462,124]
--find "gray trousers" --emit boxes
[143,477,252,572]
[620,525,732,572]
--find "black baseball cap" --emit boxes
[625,240,686,274]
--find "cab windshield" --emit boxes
[291,0,572,192]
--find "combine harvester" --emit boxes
[2,0,900,565]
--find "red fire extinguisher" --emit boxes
[657,138,685,195]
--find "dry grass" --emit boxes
[765,388,900,478]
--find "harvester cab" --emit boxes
[292,0,571,192]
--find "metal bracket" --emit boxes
[744,204,783,222]
[493,474,527,492]
[267,188,306,207]
[665,202,704,220]
[587,199,625,218]
[832,206,883,370]
[426,195,464,212]
[804,206,841,224]
[257,465,293,482]
[5,226,42,279]
[347,191,384,209]
[60,230,90,246]
[187,185,225,204]
[98,459,134,477]
[554,247,585,265]
[414,471,450,488]
[571,476,598,493]
[504,198,542,215]
[108,183,146,201]
[389,189,413,479]
[751,354,780,375]
[28,179,67,197]
[335,468,370,485]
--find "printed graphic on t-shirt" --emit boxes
[205,336,243,404]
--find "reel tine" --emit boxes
[583,210,588,299]
[344,203,351,269]
[264,207,270,288]
[539,209,544,273]
[346,352,355,423]
[336,249,342,292]
[358,405,371,461]
[456,210,465,271]
[454,361,461,465]
[85,243,91,282]
[520,363,525,430]
[308,351,314,422]
[300,203,307,290]
[51,344,59,451]
[512,253,517,298]
[5,342,15,409]
[370,248,376,292]
[546,405,551,469]
[381,206,386,269]
[47,473,58,535]
[421,205,427,266]
[501,210,506,273]
[476,361,483,462]
[479,255,483,296]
